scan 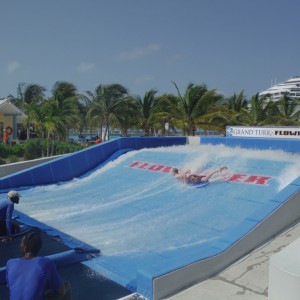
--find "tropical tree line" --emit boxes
[6,80,300,148]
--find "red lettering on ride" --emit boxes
[129,161,173,173]
[128,161,272,185]
[129,161,149,169]
[228,174,271,185]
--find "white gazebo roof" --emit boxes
[0,98,26,122]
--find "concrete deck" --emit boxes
[164,220,300,300]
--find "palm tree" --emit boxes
[86,83,129,140]
[51,81,81,141]
[52,81,77,101]
[266,94,300,126]
[76,99,90,139]
[113,96,140,136]
[172,81,223,135]
[136,89,158,136]
[16,83,47,139]
[23,84,46,105]
[222,91,248,112]
[194,104,231,135]
[40,98,71,156]
[210,90,249,129]
[7,83,25,109]
[8,82,45,106]
[238,93,271,126]
[86,86,105,138]
[151,93,181,136]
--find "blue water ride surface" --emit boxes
[8,142,300,299]
[1,137,300,300]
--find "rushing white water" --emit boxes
[17,145,300,256]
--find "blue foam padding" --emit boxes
[271,185,300,203]
[49,249,93,267]
[218,219,260,244]
[80,148,133,178]
[0,137,186,190]
[290,177,300,186]
[246,201,281,222]
[135,242,225,299]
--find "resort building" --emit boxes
[0,98,26,143]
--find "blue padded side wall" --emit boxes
[0,137,186,190]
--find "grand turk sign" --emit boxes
[226,126,300,139]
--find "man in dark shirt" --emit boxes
[0,190,21,242]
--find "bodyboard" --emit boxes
[187,181,209,188]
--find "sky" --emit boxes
[0,0,299,100]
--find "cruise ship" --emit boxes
[259,75,300,100]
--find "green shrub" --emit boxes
[0,144,10,158]
[23,138,85,160]
[0,138,86,162]
[10,144,25,157]
[53,141,85,155]
[23,138,46,160]
[8,155,19,163]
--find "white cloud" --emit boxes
[77,62,96,73]
[7,61,21,73]
[115,43,160,61]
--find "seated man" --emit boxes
[6,231,72,300]
[172,166,228,184]
[0,190,21,242]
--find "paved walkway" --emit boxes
[164,220,300,300]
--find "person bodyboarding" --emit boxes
[172,166,228,186]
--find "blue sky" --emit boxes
[0,0,299,99]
